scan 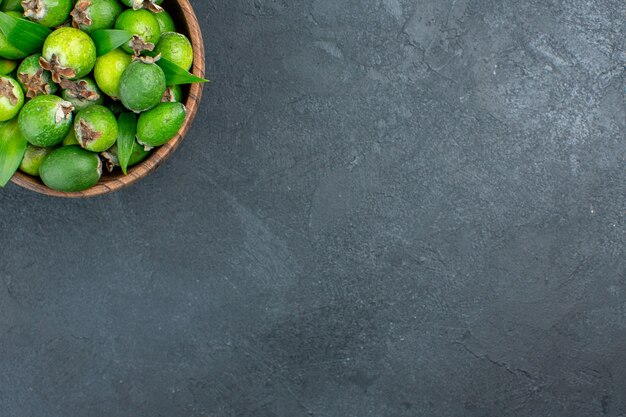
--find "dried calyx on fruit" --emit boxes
[122,0,163,13]
[128,34,154,57]
[60,78,100,101]
[70,1,92,27]
[17,54,57,98]
[0,77,20,105]
[39,54,75,83]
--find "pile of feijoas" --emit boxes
[0,0,206,192]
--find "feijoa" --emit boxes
[161,85,182,103]
[93,48,132,99]
[74,104,118,152]
[101,141,150,171]
[154,9,175,33]
[19,144,53,176]
[154,32,193,71]
[23,0,73,28]
[136,102,186,147]
[0,75,23,121]
[40,145,102,192]
[61,77,104,111]
[119,59,166,113]
[18,95,73,147]
[114,9,160,56]
[119,0,163,12]
[70,0,122,34]
[16,54,57,98]
[41,27,97,82]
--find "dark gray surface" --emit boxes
[1,0,625,415]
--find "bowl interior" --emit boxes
[10,0,205,198]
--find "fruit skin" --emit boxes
[114,9,160,55]
[154,9,175,33]
[16,53,58,97]
[154,32,193,71]
[19,144,53,176]
[119,59,166,113]
[93,48,131,99]
[74,104,117,152]
[71,0,122,34]
[62,127,78,145]
[119,0,163,10]
[136,102,186,147]
[0,75,23,121]
[101,140,150,171]
[162,85,182,103]
[0,58,17,75]
[18,95,73,147]
[61,77,103,111]
[40,145,102,192]
[42,27,97,81]
[0,12,27,60]
[23,0,73,28]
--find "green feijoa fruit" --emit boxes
[60,77,104,111]
[0,75,23,121]
[119,59,166,112]
[0,58,17,75]
[161,85,182,102]
[40,145,102,192]
[0,12,27,60]
[114,9,160,55]
[119,0,163,12]
[101,141,150,172]
[41,27,97,82]
[74,104,118,152]
[93,48,132,99]
[62,127,78,146]
[154,9,175,33]
[137,102,186,147]
[23,0,73,28]
[70,0,123,34]
[16,54,57,98]
[154,32,193,71]
[19,144,53,176]
[18,95,73,147]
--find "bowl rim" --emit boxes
[10,0,205,198]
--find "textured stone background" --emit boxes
[1,0,625,415]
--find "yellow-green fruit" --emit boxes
[40,145,102,192]
[42,27,97,81]
[94,48,132,99]
[154,9,175,33]
[114,9,160,55]
[62,127,78,146]
[19,144,54,176]
[23,0,73,28]
[154,32,193,71]
[0,58,17,75]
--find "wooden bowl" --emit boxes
[11,0,205,198]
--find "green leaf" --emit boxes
[0,118,27,187]
[116,112,137,175]
[144,51,208,85]
[91,29,133,57]
[0,11,50,54]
